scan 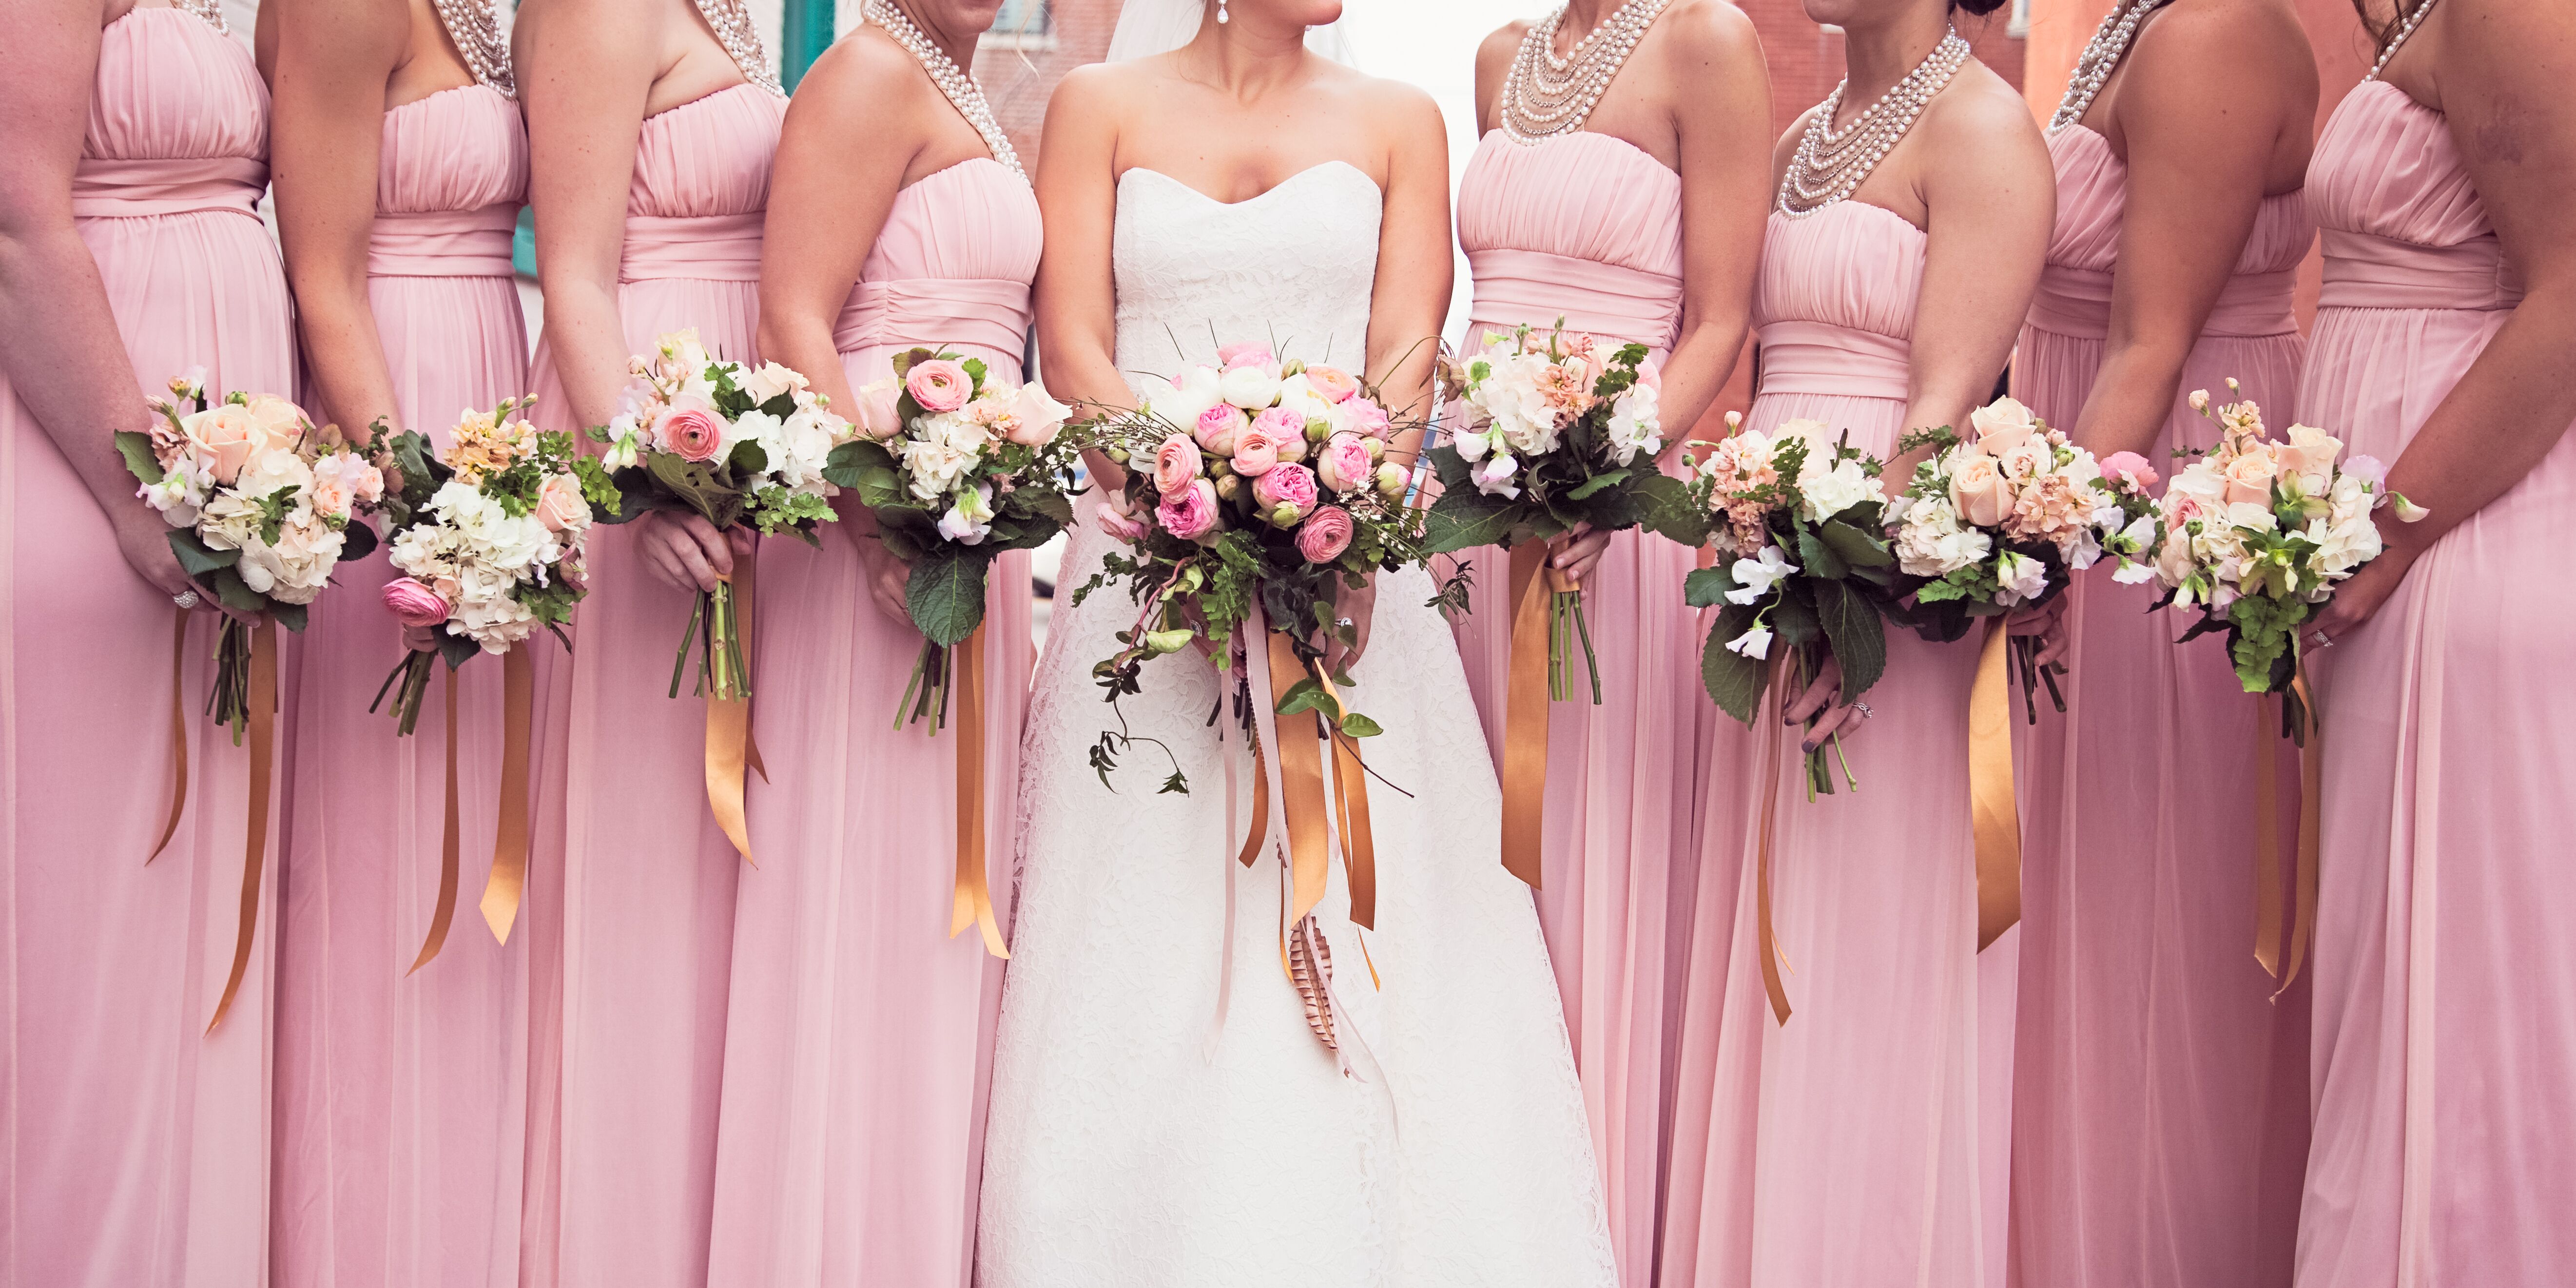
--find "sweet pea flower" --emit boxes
[1152,435,1204,494]
[1726,545,1799,605]
[1472,453,1521,500]
[2342,454,2389,491]
[1995,551,2050,606]
[1252,462,1318,523]
[938,482,996,545]
[905,359,973,413]
[1725,622,1775,660]
[1296,505,1355,563]
[1157,477,1222,540]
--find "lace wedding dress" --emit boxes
[977,161,1620,1288]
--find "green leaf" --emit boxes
[1629,473,1708,545]
[1816,518,1895,569]
[1017,488,1075,525]
[167,528,239,576]
[113,430,164,484]
[1563,468,1632,501]
[728,440,768,477]
[436,631,482,671]
[1701,605,1766,726]
[822,439,890,490]
[1816,579,1888,701]
[1337,712,1383,738]
[1425,443,1472,492]
[1684,566,1735,610]
[1796,526,1849,582]
[1274,677,1336,720]
[336,520,379,565]
[270,601,308,633]
[1420,488,1522,554]
[211,566,267,615]
[905,546,988,647]
[1771,588,1821,646]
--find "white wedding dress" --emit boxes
[978,161,1620,1288]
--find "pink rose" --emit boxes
[2097,451,2158,490]
[1156,477,1221,541]
[1230,426,1281,477]
[1295,505,1354,563]
[1948,449,2014,529]
[1094,494,1148,543]
[1315,432,1372,495]
[1342,397,1392,441]
[241,393,310,452]
[535,471,590,533]
[1969,396,2040,455]
[656,402,727,463]
[181,404,261,484]
[1152,434,1203,495]
[1193,404,1247,455]
[905,359,972,413]
[1302,364,1360,404]
[1252,461,1318,523]
[382,578,451,630]
[1006,381,1071,446]
[2342,454,2388,490]
[1217,342,1275,372]
[854,379,905,440]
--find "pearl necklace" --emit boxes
[695,0,783,96]
[1499,0,1671,144]
[430,0,514,97]
[867,0,1025,181]
[174,0,228,34]
[2366,0,2440,81]
[2048,0,2169,134]
[1777,28,1970,218]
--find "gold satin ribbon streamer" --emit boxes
[1266,631,1333,929]
[150,608,190,862]
[704,567,757,865]
[1499,542,1552,888]
[2254,669,2323,995]
[949,629,1009,958]
[480,649,533,944]
[1754,660,1793,1025]
[1970,622,2023,950]
[409,672,465,973]
[1237,740,1271,870]
[1315,669,1377,932]
[207,619,277,1034]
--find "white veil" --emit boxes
[1103,0,1355,65]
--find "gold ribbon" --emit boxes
[2254,668,2322,994]
[949,628,1009,958]
[704,566,757,865]
[1267,630,1333,929]
[207,618,277,1033]
[1755,658,1793,1025]
[150,607,190,862]
[409,672,465,973]
[1970,621,2023,950]
[479,649,534,944]
[1499,542,1554,888]
[1316,669,1378,932]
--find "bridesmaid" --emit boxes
[0,0,292,1280]
[1453,2,1769,1279]
[262,2,537,1282]
[2295,0,2576,1282]
[510,1,785,1284]
[705,2,1033,1284]
[1657,1,2051,1285]
[2006,3,2318,1284]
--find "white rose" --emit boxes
[1153,365,1225,427]
[1797,458,1879,524]
[738,361,807,405]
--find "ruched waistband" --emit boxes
[2027,264,2299,341]
[832,277,1031,361]
[71,156,267,220]
[2318,228,2523,312]
[369,204,520,278]
[1467,248,1682,353]
[620,211,764,284]
[1754,319,1910,400]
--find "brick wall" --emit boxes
[973,0,1127,168]
[1742,1,2027,136]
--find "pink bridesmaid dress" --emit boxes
[2005,123,2314,1288]
[519,80,786,1288]
[1660,205,1995,1288]
[273,80,536,1288]
[0,7,292,1283]
[1450,129,1700,1288]
[2294,75,2576,1287]
[704,156,1037,1288]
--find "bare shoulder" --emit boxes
[2131,0,2316,83]
[1045,58,1143,125]
[1345,64,1441,125]
[1477,18,1532,77]
[1654,0,1761,63]
[1923,62,2044,160]
[799,22,922,102]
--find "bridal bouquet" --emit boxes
[590,330,855,702]
[825,348,1081,731]
[1071,342,1424,793]
[1685,416,1896,794]
[372,397,618,734]
[117,372,386,736]
[1421,324,1701,701]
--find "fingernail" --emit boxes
[1800,741,1817,754]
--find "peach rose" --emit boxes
[853,379,905,440]
[181,404,262,484]
[2221,445,2279,508]
[1969,396,2039,455]
[1948,448,2014,529]
[1302,365,1360,404]
[535,471,590,533]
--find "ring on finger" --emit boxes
[2308,630,2334,650]
[172,589,200,610]
[1851,701,1873,720]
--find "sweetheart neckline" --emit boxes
[1117,160,1379,210]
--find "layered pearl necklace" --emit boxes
[1499,0,1671,143]
[2048,0,2169,134]
[867,0,1025,181]
[2366,0,2440,81]
[1776,27,1970,218]
[430,0,515,97]
[696,0,784,96]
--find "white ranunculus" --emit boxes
[1726,544,1800,605]
[1219,363,1281,411]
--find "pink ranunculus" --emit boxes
[1342,397,1392,441]
[1252,461,1318,522]
[2342,454,2389,490]
[383,578,452,629]
[2098,450,2159,490]
[1302,364,1361,404]
[656,402,727,463]
[1095,494,1148,543]
[905,359,973,413]
[535,471,590,533]
[1152,434,1204,494]
[1297,505,1355,563]
[1193,404,1247,455]
[1250,404,1305,443]
[1216,342,1275,372]
[1157,477,1221,541]
[1315,432,1372,495]
[1230,426,1281,477]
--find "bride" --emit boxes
[976,2,1620,1285]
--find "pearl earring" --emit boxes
[1218,0,1229,23]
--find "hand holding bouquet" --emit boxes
[823,348,1081,731]
[1685,417,1896,794]
[1422,324,1701,701]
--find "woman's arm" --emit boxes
[2075,4,2314,460]
[1031,65,1133,488]
[1360,78,1453,467]
[2311,0,2576,639]
[1655,0,1769,451]
[266,0,406,439]
[0,0,206,605]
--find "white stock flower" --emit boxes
[1726,545,1799,605]
[1607,382,1662,461]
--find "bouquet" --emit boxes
[1421,324,1701,701]
[117,372,386,737]
[1070,342,1423,793]
[372,397,619,734]
[1685,416,1896,794]
[824,349,1081,731]
[2149,383,2425,726]
[590,330,855,703]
